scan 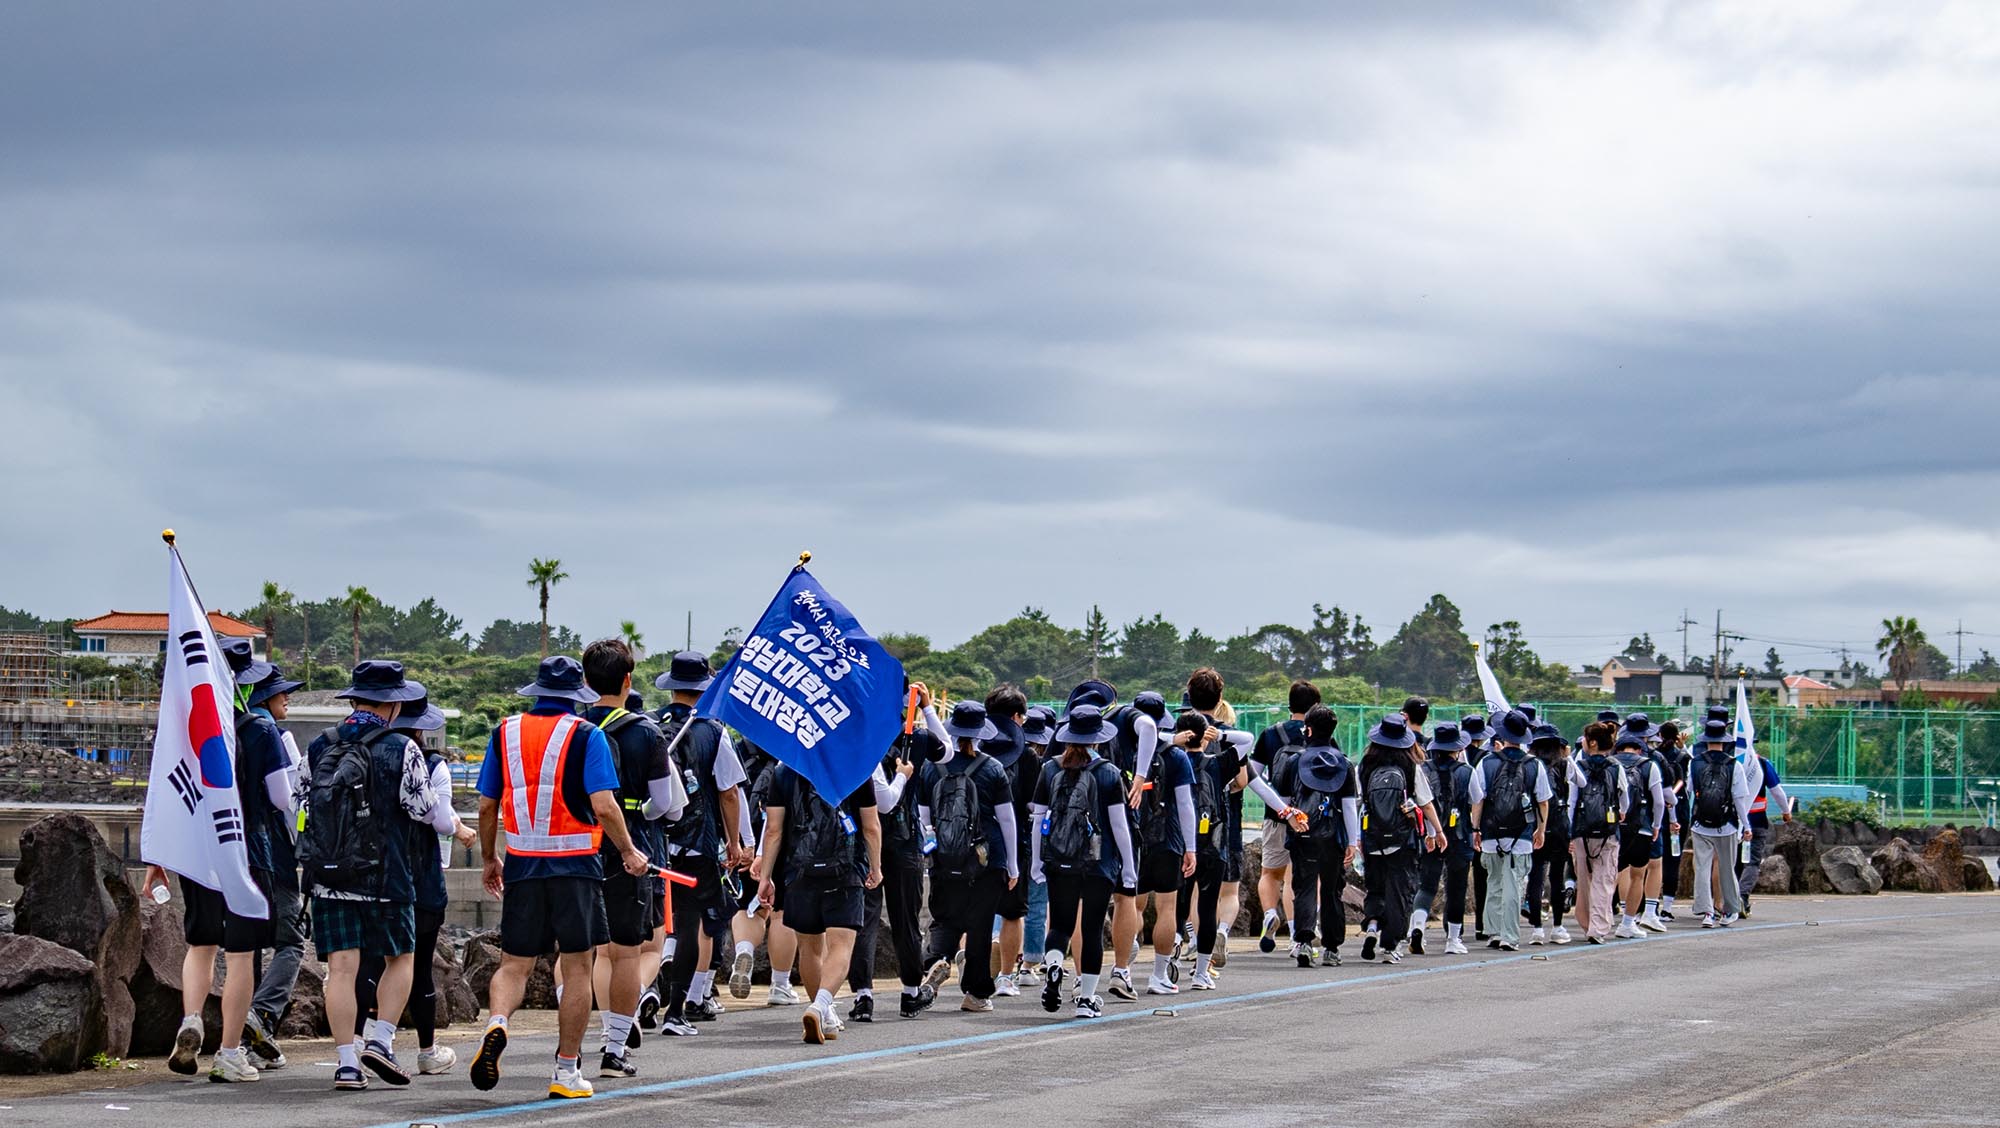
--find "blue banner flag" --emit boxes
[695,566,905,804]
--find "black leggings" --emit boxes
[1416,843,1472,925]
[849,850,925,991]
[1043,872,1114,974]
[1173,857,1226,955]
[1526,836,1570,928]
[356,905,444,1046]
[1367,849,1419,943]
[1289,838,1347,949]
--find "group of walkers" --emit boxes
[145,644,1794,1101]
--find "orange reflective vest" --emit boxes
[498,712,602,857]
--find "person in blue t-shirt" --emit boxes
[1737,751,1794,917]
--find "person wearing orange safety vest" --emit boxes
[471,656,650,1102]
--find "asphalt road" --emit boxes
[11,894,1998,1128]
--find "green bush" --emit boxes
[1807,796,1881,828]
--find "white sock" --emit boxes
[602,1013,633,1052]
[903,985,921,998]
[772,970,792,990]
[1644,899,1659,914]
[1263,908,1280,929]
[856,986,873,999]
[488,1013,508,1029]
[1152,955,1170,982]
[367,1018,396,1049]
[1079,972,1100,996]
[663,938,678,962]
[686,970,713,1003]
[1447,923,1462,940]
[336,1043,360,1069]
[554,982,564,1004]
[735,939,755,959]
[1216,924,1231,943]
[1661,895,1677,910]
[1410,908,1430,931]
[1195,954,1212,976]
[813,988,835,1011]
[1045,949,1064,969]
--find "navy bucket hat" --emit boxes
[518,655,599,704]
[1429,723,1470,754]
[392,695,447,733]
[1489,709,1533,745]
[337,660,428,704]
[1298,746,1352,793]
[1055,704,1117,746]
[1066,679,1118,714]
[945,700,999,742]
[1022,706,1058,746]
[1367,712,1418,750]
[247,666,304,709]
[654,651,716,693]
[219,637,275,688]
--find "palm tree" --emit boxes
[526,558,569,659]
[260,581,292,662]
[620,620,644,660]
[1878,616,1928,693]
[343,585,379,668]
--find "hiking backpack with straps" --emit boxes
[1573,755,1622,840]
[787,779,853,879]
[1480,755,1535,839]
[1692,750,1739,829]
[1615,751,1656,830]
[1287,751,1349,845]
[298,725,390,895]
[1042,764,1103,875]
[1360,762,1414,854]
[1192,753,1227,860]
[930,764,988,878]
[659,710,719,852]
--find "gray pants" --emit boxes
[1480,851,1532,945]
[1737,824,1773,895]
[252,882,308,1027]
[1691,832,1743,919]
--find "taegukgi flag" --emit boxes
[696,564,905,804]
[141,540,269,919]
[1475,644,1513,716]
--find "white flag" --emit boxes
[1734,678,1760,779]
[1475,644,1513,716]
[140,543,270,919]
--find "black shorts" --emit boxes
[602,872,660,947]
[668,853,734,938]
[501,876,610,957]
[1618,827,1656,871]
[782,877,864,935]
[1136,850,1185,896]
[997,869,1029,921]
[181,874,277,954]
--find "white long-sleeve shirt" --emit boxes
[1691,753,1761,837]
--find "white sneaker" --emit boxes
[1211,938,1228,969]
[1106,969,1137,1001]
[1719,913,1740,928]
[1613,921,1639,939]
[1075,994,1104,1019]
[1528,927,1547,946]
[207,1047,259,1083]
[1444,936,1469,955]
[549,1064,593,1100]
[1638,912,1668,934]
[1189,970,1216,991]
[992,974,1020,998]
[417,1045,457,1075]
[1382,946,1403,965]
[767,983,801,1006]
[1145,979,1179,996]
[168,1014,203,1076]
[1551,926,1573,945]
[730,951,755,998]
[960,996,994,1013]
[1700,913,1717,929]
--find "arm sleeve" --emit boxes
[735,791,754,848]
[711,728,748,792]
[1648,770,1667,833]
[1174,783,1196,852]
[1108,804,1137,887]
[1028,803,1047,880]
[264,769,297,817]
[1565,762,1582,823]
[921,706,950,747]
[918,805,932,836]
[646,775,687,822]
[422,759,457,835]
[1615,766,1631,814]
[998,814,1020,879]
[1133,714,1159,780]
[1248,773,1286,810]
[1340,797,1362,846]
[398,739,436,820]
[871,766,903,811]
[1767,783,1793,815]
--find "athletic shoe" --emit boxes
[901,988,934,1018]
[361,1041,411,1086]
[1528,927,1547,946]
[1638,912,1667,934]
[599,1050,637,1079]
[961,996,994,1013]
[242,1011,282,1066]
[849,994,874,1023]
[1719,913,1739,928]
[549,1064,593,1100]
[1496,939,1520,951]
[1189,970,1216,991]
[802,1007,829,1044]
[1321,948,1342,968]
[1074,995,1103,1020]
[1613,921,1639,940]
[625,1024,641,1050]
[921,958,954,995]
[1212,940,1228,969]
[1444,936,1469,955]
[1106,970,1137,1000]
[208,1047,259,1083]
[689,997,723,1021]
[1382,947,1402,965]
[993,974,1020,997]
[952,950,966,979]
[1408,928,1426,956]
[1700,913,1717,929]
[418,1045,458,1075]
[1551,926,1573,945]
[767,983,802,1006]
[826,1010,847,1039]
[1041,963,1066,1013]
[1658,909,1677,922]
[168,1015,203,1075]
[638,987,662,1029]
[1475,930,1489,941]
[1259,917,1279,953]
[1145,979,1179,996]
[1741,896,1753,918]
[730,952,754,999]
[1296,945,1316,969]
[1586,935,1604,945]
[470,1020,507,1091]
[1360,932,1378,961]
[334,1065,369,1091]
[658,1017,699,1037]
[1487,938,1503,949]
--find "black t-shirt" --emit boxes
[1252,718,1307,770]
[1033,754,1127,884]
[1272,741,1359,851]
[583,705,672,863]
[917,753,1014,868]
[767,764,875,886]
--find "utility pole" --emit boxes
[1679,609,1698,669]
[1951,619,1968,675]
[1713,610,1723,704]
[686,611,693,653]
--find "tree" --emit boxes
[1109,614,1184,691]
[621,620,644,660]
[710,627,743,669]
[877,633,932,663]
[1878,616,1928,693]
[1763,647,1785,678]
[1620,634,1664,666]
[1483,621,1589,701]
[259,581,292,662]
[1965,650,2000,681]
[958,609,1086,687]
[1370,595,1473,696]
[1310,603,1374,676]
[1242,624,1319,678]
[526,558,569,659]
[342,586,378,668]
[1083,605,1117,679]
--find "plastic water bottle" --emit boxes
[922,828,938,855]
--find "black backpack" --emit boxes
[930,764,987,878]
[1042,765,1102,875]
[1573,755,1622,840]
[1137,753,1174,849]
[1692,751,1738,830]
[788,781,852,879]
[659,712,719,851]
[1480,755,1535,839]
[1360,762,1414,855]
[1615,752,1656,830]
[1192,753,1227,860]
[1290,753,1350,846]
[298,726,392,895]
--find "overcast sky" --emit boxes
[3,1,1996,673]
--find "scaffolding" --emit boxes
[0,633,156,772]
[0,632,62,702]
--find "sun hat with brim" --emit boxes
[337,660,428,704]
[1460,714,1490,743]
[517,655,599,704]
[1700,718,1733,745]
[1066,679,1118,714]
[1054,704,1117,746]
[1367,712,1418,750]
[945,700,999,742]
[246,668,304,709]
[1706,705,1731,723]
[1429,723,1470,754]
[1132,691,1168,722]
[219,637,276,688]
[1614,730,1650,751]
[391,697,447,733]
[1529,723,1566,750]
[981,718,1027,769]
[1298,747,1352,793]
[1022,706,1057,746]
[1489,709,1533,746]
[1596,710,1621,724]
[1622,712,1661,741]
[654,651,716,693]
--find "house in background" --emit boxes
[1597,657,1663,695]
[69,610,267,668]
